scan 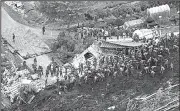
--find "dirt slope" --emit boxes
[2,7,49,56]
[1,7,60,73]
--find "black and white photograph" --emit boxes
[1,1,179,111]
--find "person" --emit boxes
[46,66,49,77]
[22,61,28,70]
[143,37,146,43]
[81,31,83,39]
[14,4,17,8]
[42,26,45,35]
[50,64,54,76]
[32,63,37,73]
[45,77,47,87]
[59,67,62,77]
[38,66,43,78]
[125,29,129,38]
[123,33,126,39]
[34,58,37,63]
[55,65,59,77]
[13,33,15,42]
[51,57,54,62]
[104,36,107,41]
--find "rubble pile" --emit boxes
[2,69,29,102]
[1,65,46,108]
[31,79,45,92]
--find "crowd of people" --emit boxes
[80,32,178,84]
[2,24,179,95]
[28,30,179,92]
[76,25,137,41]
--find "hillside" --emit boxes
[1,1,179,111]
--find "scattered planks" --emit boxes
[135,84,179,101]
[154,97,179,111]
[28,95,35,104]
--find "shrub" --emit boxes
[124,6,133,15]
[139,2,150,11]
[112,8,120,18]
[133,6,141,13]
[106,8,112,17]
[57,49,75,64]
[52,29,95,64]
[51,42,59,52]
[117,7,125,16]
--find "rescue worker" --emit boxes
[45,66,49,77]
[42,26,45,35]
[32,63,37,73]
[45,77,48,87]
[38,66,43,78]
[22,61,28,70]
[34,58,37,63]
[13,33,15,42]
[14,4,17,8]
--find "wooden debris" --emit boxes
[28,95,35,104]
[154,98,179,111]
[19,95,27,104]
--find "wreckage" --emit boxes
[1,67,46,108]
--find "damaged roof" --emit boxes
[103,41,146,47]
[100,41,123,49]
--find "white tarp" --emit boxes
[16,69,30,77]
[133,29,158,40]
[31,80,45,92]
[72,54,86,69]
[21,79,32,84]
[123,19,144,29]
[147,4,170,20]
[31,74,39,80]
[46,76,57,86]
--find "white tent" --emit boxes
[123,19,144,29]
[133,29,157,40]
[147,4,170,20]
[71,43,102,68]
